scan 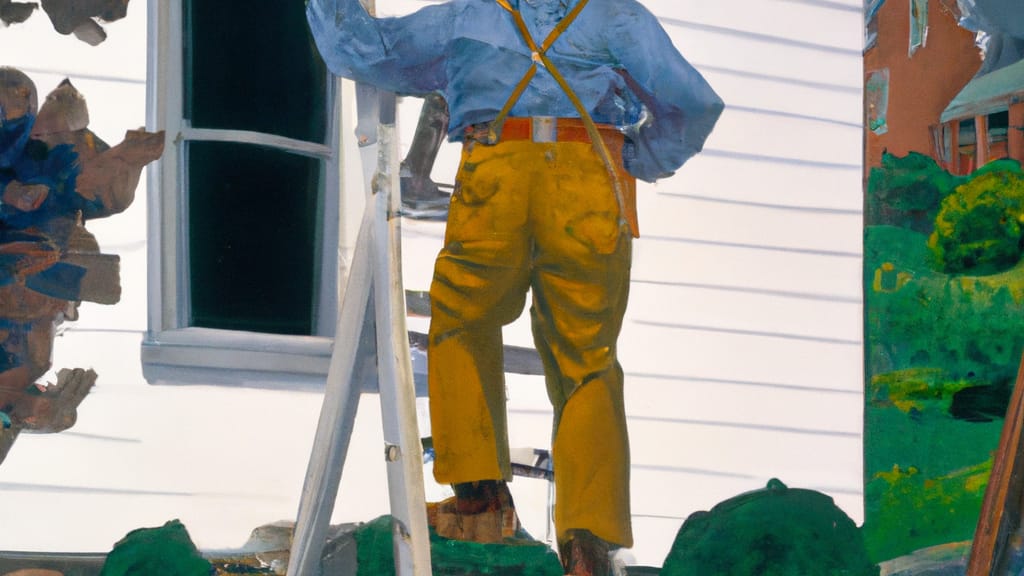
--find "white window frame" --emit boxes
[141,0,361,386]
[908,0,928,57]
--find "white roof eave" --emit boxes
[940,59,1024,123]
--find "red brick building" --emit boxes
[864,0,982,175]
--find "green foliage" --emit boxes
[861,388,1005,563]
[863,216,1024,562]
[662,479,878,576]
[971,157,1024,179]
[863,226,933,276]
[868,368,972,414]
[864,227,1024,380]
[928,171,1024,275]
[355,515,563,576]
[866,153,960,233]
[99,519,213,576]
[863,459,992,563]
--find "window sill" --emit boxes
[142,327,340,389]
[140,326,541,390]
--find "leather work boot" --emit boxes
[559,529,612,576]
[427,480,521,543]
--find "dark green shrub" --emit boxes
[866,152,960,233]
[662,479,878,576]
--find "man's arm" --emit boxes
[608,2,724,182]
[306,0,452,95]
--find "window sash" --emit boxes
[144,0,350,384]
[908,0,928,56]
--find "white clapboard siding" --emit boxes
[619,3,865,556]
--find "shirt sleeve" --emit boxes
[607,1,724,182]
[306,0,452,95]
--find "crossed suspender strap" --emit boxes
[490,0,629,230]
[488,0,588,141]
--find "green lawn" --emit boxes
[862,225,1024,562]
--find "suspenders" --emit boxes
[488,0,590,142]
[490,0,629,230]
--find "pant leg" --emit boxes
[528,141,634,548]
[428,140,533,485]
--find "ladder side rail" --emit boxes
[373,90,434,576]
[967,350,1024,575]
[286,200,377,576]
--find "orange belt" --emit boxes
[463,116,638,237]
[466,117,623,146]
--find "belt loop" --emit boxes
[465,122,502,145]
[485,120,503,145]
[532,116,557,143]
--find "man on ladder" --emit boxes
[306,0,723,573]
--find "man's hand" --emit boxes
[617,104,652,142]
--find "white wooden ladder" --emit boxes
[285,78,433,576]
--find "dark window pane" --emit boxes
[989,110,1009,142]
[188,141,321,335]
[959,118,976,149]
[989,111,1010,130]
[184,0,328,143]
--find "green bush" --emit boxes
[866,152,960,233]
[662,479,878,576]
[355,515,563,576]
[99,520,212,576]
[928,171,1024,274]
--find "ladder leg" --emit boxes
[289,85,432,576]
[373,94,433,576]
[967,351,1024,575]
[287,203,378,576]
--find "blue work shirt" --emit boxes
[306,0,724,182]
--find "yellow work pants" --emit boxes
[427,135,634,548]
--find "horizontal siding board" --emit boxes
[663,26,860,90]
[700,66,862,124]
[666,156,863,211]
[627,423,862,483]
[626,282,862,345]
[618,324,862,393]
[630,238,862,298]
[627,424,862,510]
[707,108,863,168]
[623,373,862,433]
[640,194,863,253]
[655,192,860,218]
[726,103,861,129]
[645,0,863,52]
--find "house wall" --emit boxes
[864,0,981,174]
